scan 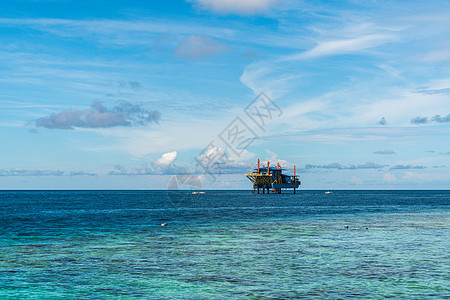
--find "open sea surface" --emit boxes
[0,190,449,299]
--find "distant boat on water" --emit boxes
[325,191,333,194]
[192,191,206,195]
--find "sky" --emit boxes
[1,0,449,190]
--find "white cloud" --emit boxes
[154,151,178,168]
[188,0,280,15]
[280,22,399,61]
[265,150,293,169]
[110,151,190,175]
[229,148,255,161]
[196,145,252,174]
[293,34,393,60]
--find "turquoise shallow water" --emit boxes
[0,190,449,299]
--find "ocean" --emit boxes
[0,190,448,299]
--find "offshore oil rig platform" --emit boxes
[245,159,300,194]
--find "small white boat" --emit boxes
[192,191,206,195]
[325,191,333,194]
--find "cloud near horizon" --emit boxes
[374,149,396,155]
[304,161,387,170]
[0,168,64,176]
[390,164,426,170]
[410,114,450,125]
[109,147,252,176]
[303,162,431,172]
[109,151,191,175]
[431,114,450,123]
[70,171,97,176]
[196,146,252,174]
[154,151,178,169]
[34,100,160,130]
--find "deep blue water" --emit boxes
[0,190,449,299]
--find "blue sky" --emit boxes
[1,0,449,190]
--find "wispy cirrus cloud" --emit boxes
[175,35,227,59]
[240,21,400,99]
[187,0,280,15]
[415,87,450,95]
[293,34,393,60]
[33,100,160,130]
[118,80,143,91]
[0,17,230,40]
[0,17,309,51]
[280,21,399,61]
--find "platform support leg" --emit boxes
[257,188,259,194]
[294,188,296,194]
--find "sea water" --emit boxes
[0,190,448,299]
